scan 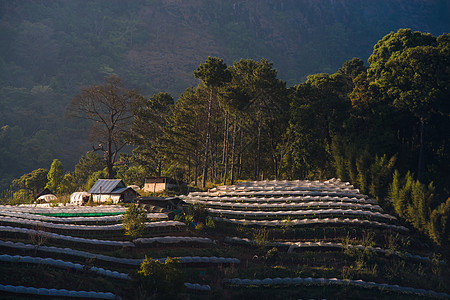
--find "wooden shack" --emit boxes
[88,179,139,203]
[143,177,184,193]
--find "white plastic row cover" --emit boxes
[0,212,121,223]
[213,217,409,232]
[0,284,120,299]
[0,211,168,223]
[0,239,240,265]
[179,257,239,264]
[207,208,396,220]
[210,179,357,190]
[181,195,377,204]
[0,225,135,247]
[134,236,213,244]
[0,205,126,214]
[184,200,382,211]
[189,190,366,198]
[210,185,360,192]
[224,237,441,264]
[0,254,131,280]
[0,216,184,231]
[184,282,211,291]
[223,277,450,298]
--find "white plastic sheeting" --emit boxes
[37,194,57,202]
[0,211,167,223]
[210,179,359,192]
[176,256,239,264]
[0,282,213,297]
[0,254,131,280]
[0,240,239,266]
[222,276,450,298]
[134,236,213,245]
[0,225,135,247]
[0,216,184,231]
[182,195,377,204]
[224,237,444,265]
[0,239,141,265]
[213,217,409,232]
[184,283,211,291]
[207,208,396,220]
[190,190,366,198]
[194,179,365,198]
[183,200,382,211]
[0,284,121,299]
[0,205,127,214]
[70,192,91,206]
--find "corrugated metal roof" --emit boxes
[112,187,131,194]
[88,179,125,194]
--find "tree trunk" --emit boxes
[194,150,198,187]
[202,88,213,189]
[157,159,162,177]
[230,117,237,185]
[417,117,425,181]
[223,111,229,184]
[255,119,262,181]
[269,122,278,180]
[238,129,243,178]
[187,152,191,184]
[107,135,114,179]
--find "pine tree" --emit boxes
[46,159,64,193]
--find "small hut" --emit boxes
[143,177,184,193]
[37,194,57,203]
[88,179,140,203]
[35,188,56,202]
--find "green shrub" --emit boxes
[428,198,450,246]
[122,205,147,240]
[195,222,204,231]
[265,247,279,265]
[253,228,269,248]
[206,217,215,229]
[134,256,184,299]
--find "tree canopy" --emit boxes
[3,28,449,247]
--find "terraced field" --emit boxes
[0,179,449,299]
[0,204,233,299]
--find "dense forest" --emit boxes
[0,0,448,190]
[0,2,449,245]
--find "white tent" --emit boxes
[37,194,57,203]
[70,192,90,206]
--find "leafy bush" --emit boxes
[195,222,204,231]
[121,205,147,240]
[206,217,216,229]
[389,171,448,246]
[253,228,269,248]
[265,247,279,265]
[134,256,184,299]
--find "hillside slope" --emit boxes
[0,0,448,189]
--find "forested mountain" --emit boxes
[0,0,448,191]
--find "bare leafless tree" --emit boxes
[68,76,138,178]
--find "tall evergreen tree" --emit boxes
[127,92,174,175]
[194,57,231,188]
[45,159,64,193]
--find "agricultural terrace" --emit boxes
[0,179,449,299]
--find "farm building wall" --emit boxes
[92,194,121,204]
[143,182,167,193]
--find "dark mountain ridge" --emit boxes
[0,0,448,190]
